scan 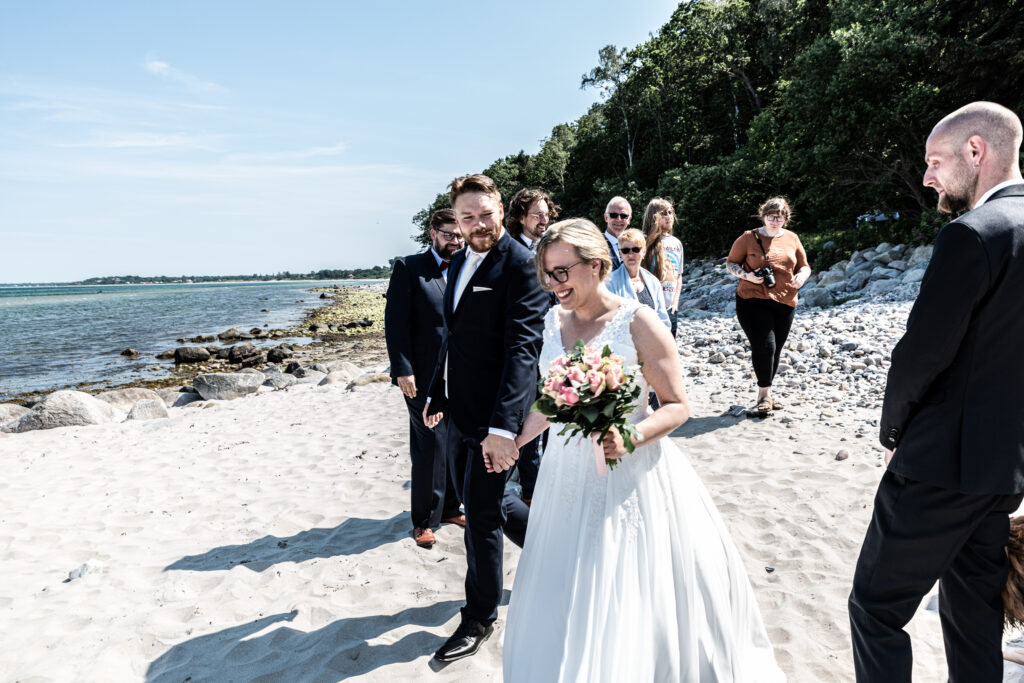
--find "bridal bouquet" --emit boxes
[532,340,643,474]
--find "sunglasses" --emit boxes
[620,246,642,254]
[607,212,630,220]
[436,228,463,241]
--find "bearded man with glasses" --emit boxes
[385,208,466,549]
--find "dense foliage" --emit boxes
[413,0,1024,263]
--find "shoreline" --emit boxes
[2,282,388,407]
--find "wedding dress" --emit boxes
[503,299,785,682]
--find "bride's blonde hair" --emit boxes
[534,218,613,289]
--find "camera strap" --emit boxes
[751,229,771,265]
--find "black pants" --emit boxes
[849,471,1024,682]
[406,398,461,529]
[516,431,546,500]
[447,418,530,625]
[734,295,795,388]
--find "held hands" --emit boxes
[482,433,518,473]
[397,375,416,399]
[422,403,443,429]
[601,425,628,461]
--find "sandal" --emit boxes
[771,397,784,411]
[747,397,774,418]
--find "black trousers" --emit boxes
[405,398,460,530]
[734,294,795,388]
[516,431,545,500]
[447,418,530,625]
[849,471,1024,682]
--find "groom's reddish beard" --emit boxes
[468,227,499,252]
[938,156,979,214]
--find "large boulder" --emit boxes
[266,347,293,363]
[801,288,834,308]
[319,371,356,386]
[192,373,264,400]
[816,270,846,288]
[865,278,899,295]
[2,391,123,433]
[264,373,298,389]
[844,271,872,292]
[0,404,30,426]
[907,245,934,267]
[345,373,391,390]
[325,361,363,377]
[154,389,202,408]
[218,328,244,341]
[174,346,211,364]
[902,267,928,284]
[96,387,164,413]
[127,399,169,421]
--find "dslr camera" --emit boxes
[755,265,777,289]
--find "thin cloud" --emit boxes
[55,131,220,150]
[225,142,348,164]
[143,56,224,93]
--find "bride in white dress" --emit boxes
[500,219,785,682]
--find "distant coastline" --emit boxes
[1,266,394,287]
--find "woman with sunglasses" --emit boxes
[726,196,811,418]
[502,218,785,682]
[606,228,671,330]
[641,198,684,337]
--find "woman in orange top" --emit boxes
[726,197,812,417]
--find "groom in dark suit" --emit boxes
[424,174,548,662]
[849,101,1024,682]
[385,209,465,549]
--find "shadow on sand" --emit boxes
[164,512,409,573]
[670,414,744,439]
[145,600,464,682]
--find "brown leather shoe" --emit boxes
[441,514,466,527]
[413,527,436,548]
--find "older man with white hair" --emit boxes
[602,196,631,271]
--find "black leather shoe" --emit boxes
[433,620,494,662]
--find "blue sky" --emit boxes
[0,2,678,283]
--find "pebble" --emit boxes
[835,450,850,461]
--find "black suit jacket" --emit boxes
[604,232,623,271]
[384,250,447,406]
[426,231,548,441]
[881,184,1024,494]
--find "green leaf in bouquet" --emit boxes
[601,344,612,358]
[601,401,616,418]
[581,406,599,423]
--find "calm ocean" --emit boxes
[0,280,365,401]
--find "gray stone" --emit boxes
[902,267,927,284]
[816,271,846,288]
[801,288,834,308]
[96,387,164,413]
[869,266,899,280]
[263,373,298,389]
[2,390,123,433]
[192,373,264,400]
[907,245,934,267]
[154,389,202,408]
[155,349,176,360]
[875,242,893,254]
[312,363,330,374]
[835,450,850,461]
[871,251,894,265]
[0,403,30,426]
[266,347,293,363]
[865,279,899,295]
[228,343,257,363]
[887,259,908,272]
[708,353,726,364]
[218,328,244,341]
[174,346,211,364]
[293,366,326,378]
[844,271,871,292]
[127,399,169,421]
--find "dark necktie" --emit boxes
[440,260,450,273]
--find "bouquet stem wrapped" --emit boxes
[532,340,643,474]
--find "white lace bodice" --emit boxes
[539,297,649,424]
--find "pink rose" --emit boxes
[565,366,586,386]
[586,369,606,397]
[552,355,569,369]
[555,386,580,407]
[583,352,603,370]
[605,366,624,391]
[542,376,564,399]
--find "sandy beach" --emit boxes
[1,321,972,682]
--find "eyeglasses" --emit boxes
[436,228,463,241]
[543,261,586,283]
[620,246,642,254]
[528,212,551,221]
[764,215,786,223]
[607,212,630,220]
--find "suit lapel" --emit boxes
[450,232,510,320]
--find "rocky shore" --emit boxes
[1,283,390,433]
